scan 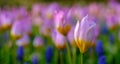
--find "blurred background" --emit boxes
[0,0,118,7]
[0,0,120,64]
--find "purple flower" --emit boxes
[33,36,44,48]
[43,3,60,19]
[40,19,53,37]
[88,3,100,17]
[32,15,43,27]
[32,4,44,27]
[51,30,66,50]
[16,34,30,47]
[32,4,41,16]
[67,26,76,47]
[18,6,28,18]
[74,15,96,53]
[0,12,13,29]
[22,19,32,35]
[54,9,71,36]
[11,21,23,39]
[106,15,117,30]
[69,5,87,20]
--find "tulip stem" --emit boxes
[91,49,94,64]
[73,47,76,64]
[54,49,58,64]
[65,37,72,64]
[66,42,72,64]
[60,51,63,64]
[81,53,84,64]
[12,39,17,64]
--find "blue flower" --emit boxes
[98,55,107,64]
[32,56,38,64]
[17,46,24,62]
[45,46,53,63]
[95,40,104,57]
[109,34,115,44]
[101,24,109,35]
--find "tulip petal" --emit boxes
[74,20,80,44]
[79,15,96,41]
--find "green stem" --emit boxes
[73,47,76,64]
[81,53,84,64]
[91,49,94,64]
[60,51,63,64]
[54,49,58,64]
[66,42,72,64]
[13,40,17,64]
[65,37,71,64]
[11,36,17,64]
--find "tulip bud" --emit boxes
[23,19,32,36]
[0,13,13,30]
[51,30,66,50]
[32,4,41,16]
[32,16,43,27]
[33,36,44,48]
[74,15,96,53]
[44,3,60,19]
[40,19,52,37]
[69,6,86,20]
[11,21,23,39]
[16,34,30,47]
[54,9,71,36]
[106,15,117,30]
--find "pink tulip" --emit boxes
[54,9,71,36]
[33,36,44,48]
[22,18,32,35]
[32,15,43,27]
[11,21,23,39]
[43,3,60,19]
[0,12,13,29]
[32,4,41,16]
[67,26,76,47]
[40,19,53,37]
[16,34,30,47]
[106,14,117,30]
[69,5,86,20]
[51,30,66,50]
